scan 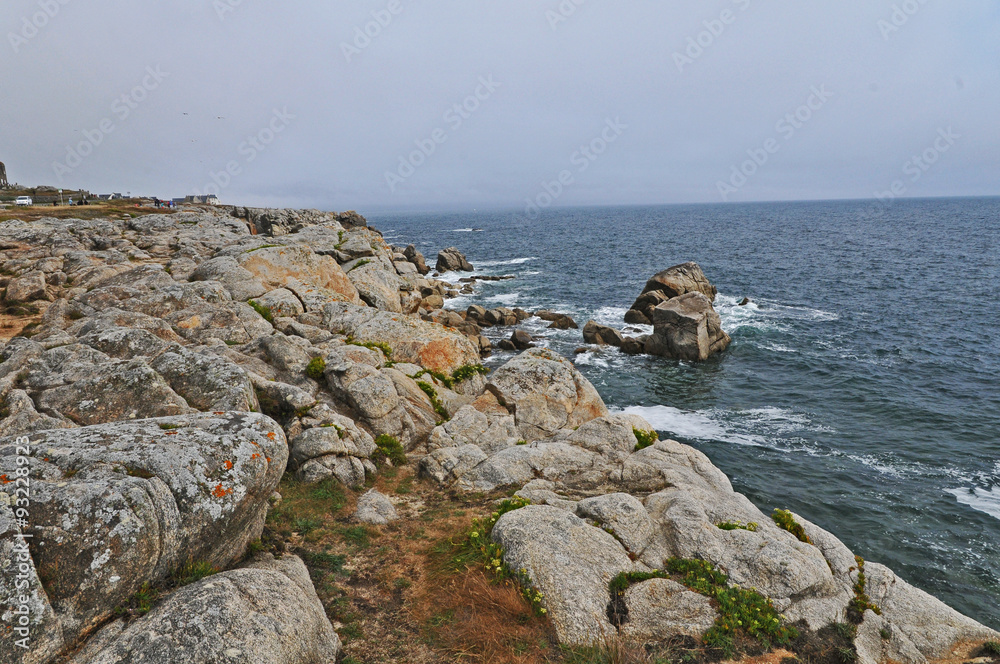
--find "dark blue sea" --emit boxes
[372,199,1000,630]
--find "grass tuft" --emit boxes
[632,427,658,451]
[772,509,813,545]
[306,356,326,381]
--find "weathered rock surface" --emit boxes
[619,579,717,640]
[0,413,287,654]
[67,554,340,664]
[582,321,624,347]
[624,262,730,361]
[644,292,731,361]
[492,505,634,645]
[355,489,398,525]
[436,247,473,272]
[320,302,481,374]
[486,348,608,441]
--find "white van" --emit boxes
[15,196,32,206]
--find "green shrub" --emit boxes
[980,641,1000,656]
[633,427,658,451]
[247,299,274,324]
[451,364,490,383]
[306,356,326,381]
[717,521,759,532]
[772,509,813,544]
[373,434,407,466]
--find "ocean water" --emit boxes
[372,199,1000,629]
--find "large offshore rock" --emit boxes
[320,302,481,374]
[486,348,608,441]
[435,247,473,272]
[0,413,287,651]
[644,292,731,362]
[492,505,634,645]
[636,262,718,304]
[66,554,341,664]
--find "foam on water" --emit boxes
[947,487,1000,521]
[484,292,521,306]
[475,256,537,268]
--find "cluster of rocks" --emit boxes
[0,206,994,664]
[0,207,491,663]
[577,262,731,362]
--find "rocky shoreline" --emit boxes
[0,206,996,664]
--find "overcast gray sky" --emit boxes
[2,1,998,211]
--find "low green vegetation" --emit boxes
[346,337,394,364]
[451,363,490,384]
[417,381,449,422]
[115,582,159,619]
[158,423,180,430]
[266,476,347,541]
[306,356,327,381]
[245,243,281,253]
[171,559,219,587]
[247,299,274,324]
[445,496,545,615]
[980,641,1000,656]
[772,509,813,544]
[610,558,798,659]
[716,520,759,532]
[848,556,882,619]
[632,427,658,451]
[347,259,371,272]
[373,434,407,466]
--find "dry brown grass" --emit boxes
[261,466,562,664]
[0,200,178,223]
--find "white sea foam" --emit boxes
[475,257,537,268]
[947,487,1000,521]
[453,228,474,232]
[484,292,520,306]
[613,404,832,455]
[615,405,767,448]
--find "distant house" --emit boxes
[183,195,220,205]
